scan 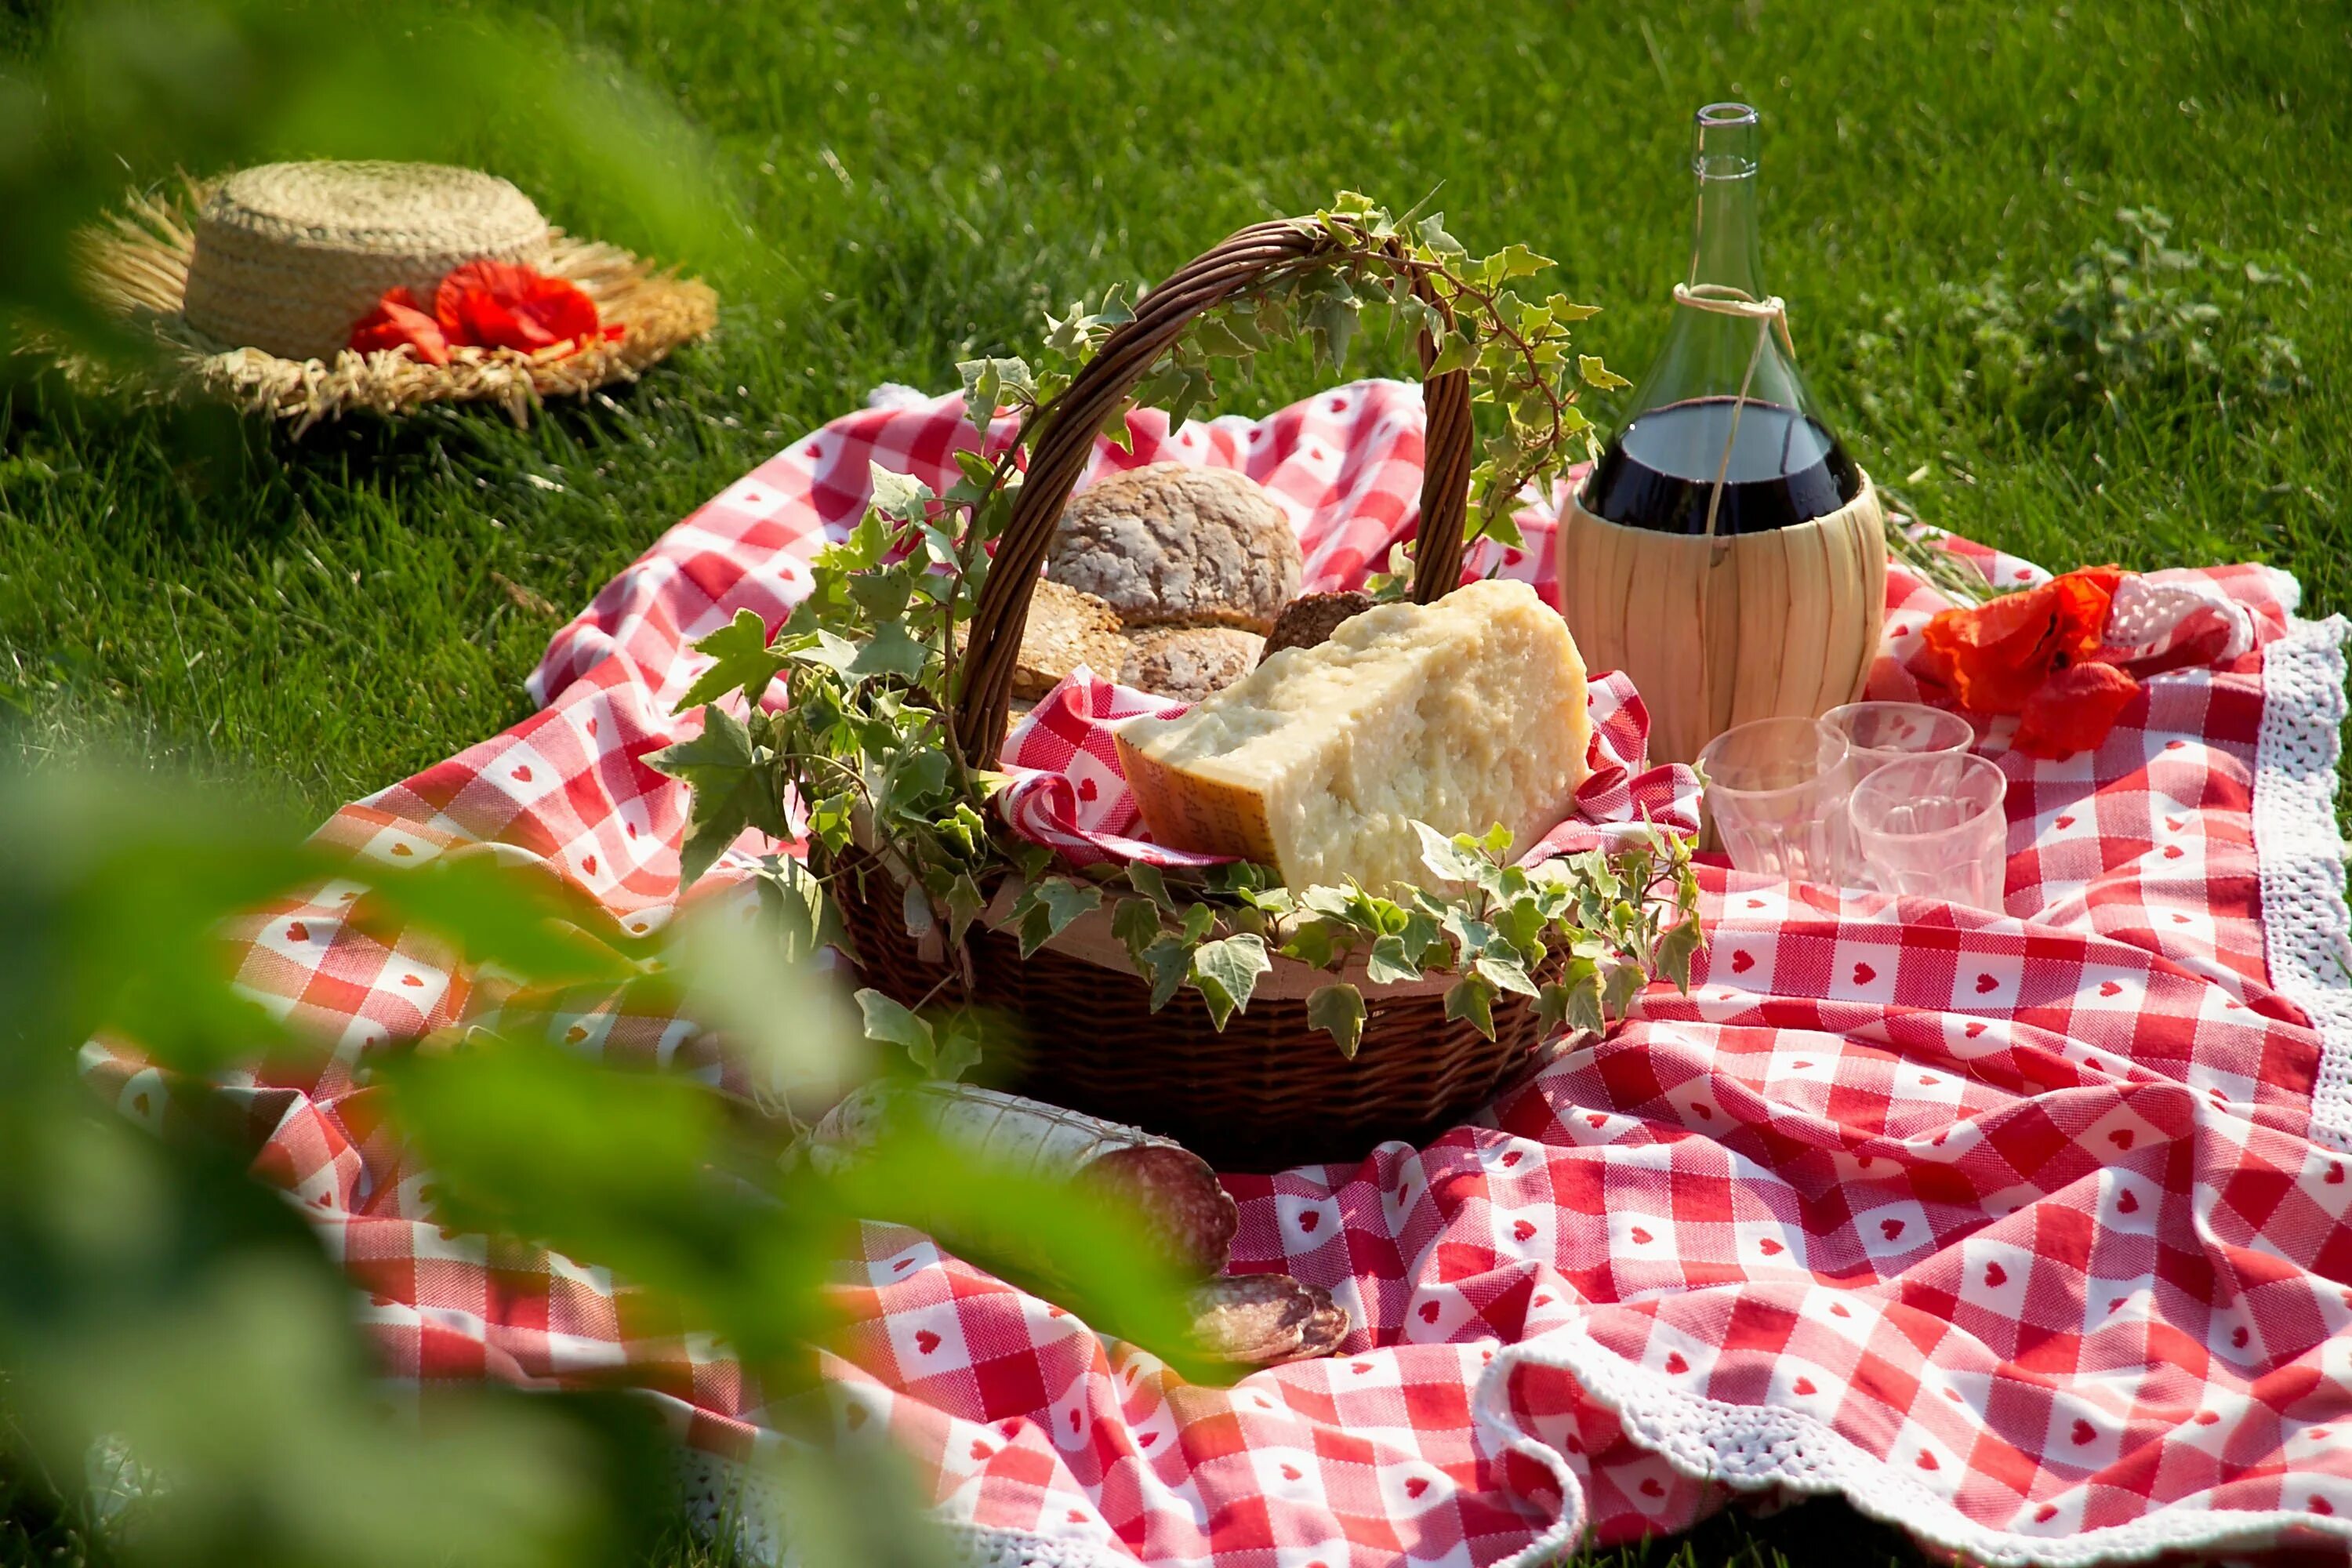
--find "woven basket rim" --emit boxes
[67,179,719,435]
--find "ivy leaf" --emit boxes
[1557,956,1606,1035]
[1221,299,1271,350]
[953,448,998,489]
[1602,960,1647,1017]
[1298,884,1359,924]
[1476,501,1528,553]
[928,1014,984,1083]
[1577,354,1632,391]
[956,358,1037,438]
[1443,973,1497,1040]
[1189,315,1257,360]
[1043,302,1092,360]
[1281,916,1339,971]
[1308,982,1367,1059]
[1413,821,1490,887]
[1483,243,1555,283]
[855,989,936,1071]
[1535,982,1573,1036]
[1414,213,1467,260]
[1427,331,1477,379]
[1303,281,1361,372]
[1136,934,1192,1011]
[1111,897,1163,964]
[1475,950,1541,998]
[1123,862,1177,911]
[881,747,952,817]
[1189,932,1271,1031]
[1366,933,1420,985]
[845,568,915,622]
[1399,909,1449,971]
[942,873,985,949]
[1096,398,1138,452]
[1006,877,1102,958]
[867,463,933,524]
[674,608,789,712]
[647,704,768,887]
[793,620,931,685]
[1657,916,1703,992]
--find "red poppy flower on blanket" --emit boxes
[347,262,620,361]
[1910,565,2140,758]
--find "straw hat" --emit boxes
[76,161,718,434]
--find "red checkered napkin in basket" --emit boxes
[85,382,2352,1568]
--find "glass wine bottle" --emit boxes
[1581,103,1861,537]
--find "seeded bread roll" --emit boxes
[1047,463,1302,633]
[1120,626,1265,704]
[955,578,1127,699]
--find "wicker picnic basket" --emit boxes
[829,217,1564,1173]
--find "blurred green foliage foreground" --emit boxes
[0,765,1210,1568]
[0,6,1206,1564]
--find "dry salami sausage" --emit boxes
[808,1082,1240,1276]
[1186,1274,1350,1367]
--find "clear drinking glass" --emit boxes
[1847,753,2010,911]
[1823,702,1976,778]
[1696,716,1852,885]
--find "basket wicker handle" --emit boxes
[953,217,1475,762]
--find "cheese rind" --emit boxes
[1112,579,1592,892]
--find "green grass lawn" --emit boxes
[1,0,2344,1563]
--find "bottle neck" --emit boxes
[1688,168,1766,299]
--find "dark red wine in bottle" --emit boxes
[1582,397,1862,536]
[1581,103,1861,535]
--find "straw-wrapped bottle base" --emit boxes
[1555,474,1889,764]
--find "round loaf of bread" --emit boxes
[1047,463,1301,633]
[1120,625,1265,704]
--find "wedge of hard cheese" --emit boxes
[1113,578,1592,893]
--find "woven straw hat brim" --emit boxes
[74,182,718,435]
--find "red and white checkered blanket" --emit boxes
[92,383,2352,1566]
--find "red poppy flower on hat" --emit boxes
[1910,565,2140,759]
[433,260,609,354]
[347,286,451,365]
[348,261,619,362]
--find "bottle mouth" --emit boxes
[1693,101,1759,181]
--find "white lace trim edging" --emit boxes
[672,1446,1145,1568]
[1479,1323,2352,1568]
[2253,613,2352,1152]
